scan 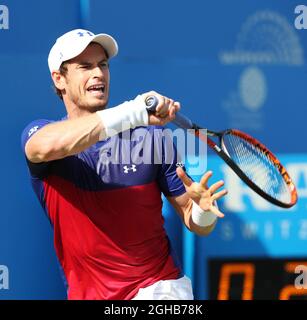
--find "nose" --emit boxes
[92,65,104,79]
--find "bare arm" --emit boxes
[25,91,180,163]
[25,113,102,163]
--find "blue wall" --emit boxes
[0,0,306,299]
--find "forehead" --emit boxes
[70,43,108,63]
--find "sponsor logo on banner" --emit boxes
[219,10,304,130]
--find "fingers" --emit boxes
[157,99,180,120]
[145,91,180,126]
[209,205,225,218]
[156,97,172,117]
[158,102,180,125]
[200,171,213,189]
[145,91,169,117]
[176,166,193,188]
[212,189,228,201]
[168,102,180,119]
[200,171,225,194]
[198,171,228,213]
[209,180,225,194]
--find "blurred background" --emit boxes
[0,0,306,299]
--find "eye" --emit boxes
[100,61,109,68]
[79,64,91,69]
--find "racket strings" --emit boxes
[222,133,291,203]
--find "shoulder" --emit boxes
[21,119,55,151]
[21,119,54,136]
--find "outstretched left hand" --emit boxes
[176,166,228,218]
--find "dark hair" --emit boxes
[53,62,68,100]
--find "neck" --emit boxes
[63,98,103,119]
[66,105,92,119]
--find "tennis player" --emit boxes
[21,29,227,300]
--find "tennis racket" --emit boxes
[145,96,298,208]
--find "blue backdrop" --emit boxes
[0,0,306,299]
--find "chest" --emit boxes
[52,135,160,191]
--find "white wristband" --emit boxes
[96,95,148,140]
[191,201,217,227]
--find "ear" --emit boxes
[51,70,66,91]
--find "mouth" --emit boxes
[87,84,106,97]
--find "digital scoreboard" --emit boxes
[208,258,307,300]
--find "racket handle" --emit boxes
[173,112,194,130]
[145,95,159,112]
[145,95,194,129]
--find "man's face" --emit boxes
[61,43,110,112]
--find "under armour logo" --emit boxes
[123,165,137,173]
[77,31,93,37]
[28,126,39,137]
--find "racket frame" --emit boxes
[197,127,297,208]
